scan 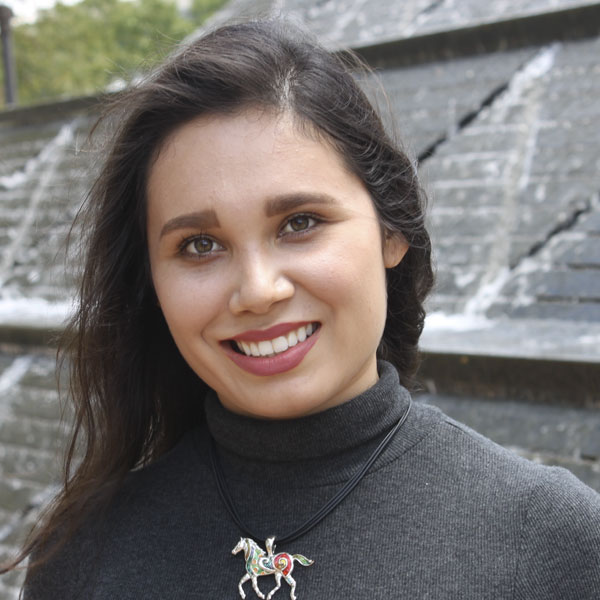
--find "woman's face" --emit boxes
[146,110,407,419]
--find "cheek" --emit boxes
[152,266,225,336]
[298,231,388,315]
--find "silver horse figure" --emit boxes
[232,537,314,600]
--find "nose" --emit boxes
[228,250,294,315]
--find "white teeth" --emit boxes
[258,340,274,356]
[287,330,298,347]
[272,336,289,353]
[234,323,318,357]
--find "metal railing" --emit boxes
[0,4,17,106]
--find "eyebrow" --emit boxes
[264,193,340,217]
[159,193,339,238]
[159,210,219,238]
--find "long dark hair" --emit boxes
[5,18,433,572]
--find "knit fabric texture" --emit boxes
[23,362,600,599]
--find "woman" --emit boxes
[7,19,599,599]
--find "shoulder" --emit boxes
[413,403,600,598]
[119,427,206,499]
[23,429,207,599]
[414,403,596,498]
[96,428,210,539]
[514,466,600,599]
[408,402,546,489]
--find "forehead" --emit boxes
[155,110,295,169]
[146,109,368,219]
[151,109,343,174]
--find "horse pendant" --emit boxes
[232,536,314,600]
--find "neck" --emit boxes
[204,360,410,463]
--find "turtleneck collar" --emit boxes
[204,361,411,462]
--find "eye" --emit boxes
[180,235,223,257]
[281,214,318,235]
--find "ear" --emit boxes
[383,232,409,269]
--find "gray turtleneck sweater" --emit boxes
[24,362,600,599]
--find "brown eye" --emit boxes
[184,236,222,256]
[193,238,213,253]
[283,214,316,234]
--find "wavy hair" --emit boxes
[5,18,433,573]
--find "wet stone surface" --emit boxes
[419,37,600,324]
[373,46,534,156]
[207,0,600,48]
[0,348,64,599]
[0,116,93,307]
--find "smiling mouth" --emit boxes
[230,322,320,358]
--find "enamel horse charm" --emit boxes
[232,537,314,600]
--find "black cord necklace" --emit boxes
[210,398,412,600]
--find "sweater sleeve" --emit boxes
[514,467,600,600]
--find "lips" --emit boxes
[233,323,318,358]
[222,322,321,376]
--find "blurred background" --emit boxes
[0,0,599,596]
[0,0,224,105]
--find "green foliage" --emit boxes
[3,0,226,107]
[189,0,226,23]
